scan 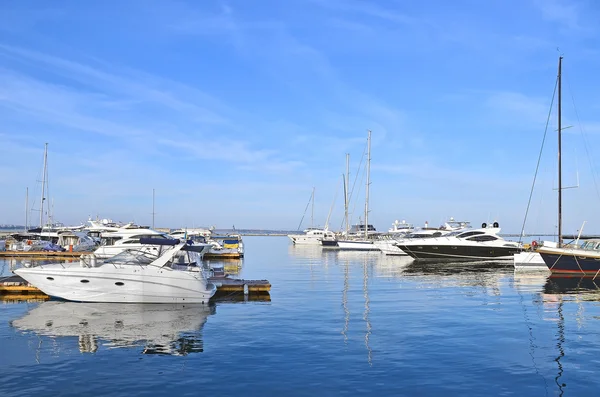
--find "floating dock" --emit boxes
[0,251,91,259]
[0,251,243,260]
[203,252,242,259]
[0,275,271,302]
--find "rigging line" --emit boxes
[348,141,367,207]
[519,76,558,244]
[325,177,341,230]
[349,163,367,228]
[296,190,314,231]
[564,72,600,203]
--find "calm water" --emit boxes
[1,236,600,396]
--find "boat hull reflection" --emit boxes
[11,301,215,355]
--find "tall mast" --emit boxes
[558,56,563,246]
[364,130,371,240]
[311,186,315,228]
[39,143,48,228]
[25,187,28,232]
[152,188,156,229]
[345,153,350,236]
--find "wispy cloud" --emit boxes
[533,0,583,31]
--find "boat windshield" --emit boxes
[104,249,159,265]
[581,241,600,251]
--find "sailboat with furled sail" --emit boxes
[536,56,600,276]
[337,130,378,251]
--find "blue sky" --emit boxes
[2,0,600,234]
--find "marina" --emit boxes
[3,1,600,395]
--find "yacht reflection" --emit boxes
[543,276,600,299]
[540,276,600,397]
[338,251,373,365]
[11,301,215,355]
[373,254,413,278]
[403,260,513,276]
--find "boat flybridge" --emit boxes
[396,222,523,261]
[15,237,217,303]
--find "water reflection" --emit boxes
[204,258,244,276]
[539,276,600,397]
[11,301,215,356]
[373,254,413,278]
[543,276,600,300]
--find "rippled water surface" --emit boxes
[2,236,600,396]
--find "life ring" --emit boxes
[531,240,539,250]
[493,222,499,228]
[481,223,487,228]
[26,240,32,245]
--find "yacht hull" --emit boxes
[513,252,547,271]
[321,239,339,248]
[287,235,323,245]
[15,264,216,303]
[373,240,407,256]
[398,244,521,261]
[337,240,379,251]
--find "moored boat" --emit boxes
[15,237,217,303]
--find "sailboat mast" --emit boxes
[25,187,28,232]
[39,143,48,228]
[558,56,563,246]
[152,188,155,229]
[364,130,371,240]
[311,187,315,228]
[345,153,350,236]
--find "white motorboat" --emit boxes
[288,228,336,245]
[93,228,211,259]
[396,222,523,261]
[11,301,214,355]
[15,237,217,303]
[373,235,408,255]
[513,247,548,271]
[57,230,98,252]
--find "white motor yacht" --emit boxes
[375,218,471,256]
[396,222,523,261]
[288,228,336,245]
[57,230,98,252]
[15,237,217,303]
[94,228,210,259]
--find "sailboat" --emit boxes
[536,57,600,276]
[337,130,378,251]
[287,187,336,245]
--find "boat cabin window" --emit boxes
[466,235,498,242]
[582,241,600,250]
[455,231,485,238]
